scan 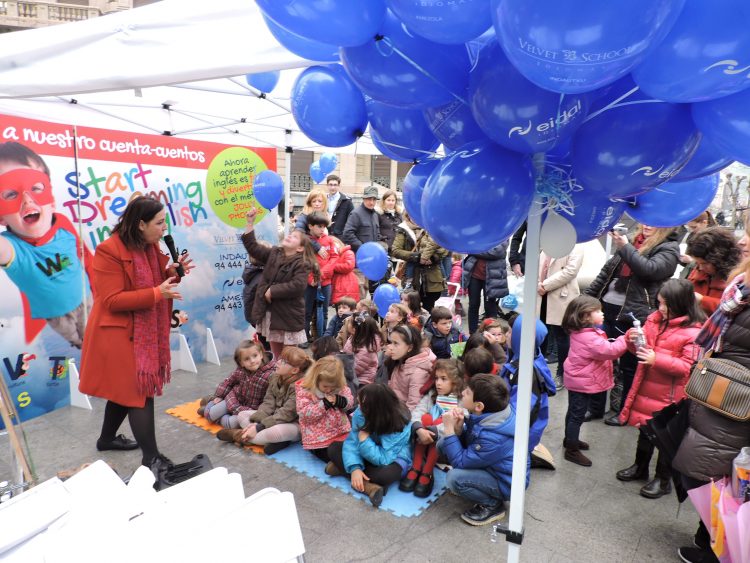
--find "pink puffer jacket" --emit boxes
[564,328,628,393]
[388,348,437,410]
[343,334,382,385]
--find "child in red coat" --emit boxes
[616,279,705,499]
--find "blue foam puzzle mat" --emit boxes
[267,442,448,518]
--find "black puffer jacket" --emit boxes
[585,232,680,323]
[379,210,402,251]
[461,241,509,300]
[672,304,750,481]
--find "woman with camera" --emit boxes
[585,224,680,425]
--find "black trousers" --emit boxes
[327,440,402,487]
[602,301,638,412]
[468,276,499,334]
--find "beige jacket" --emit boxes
[536,245,584,326]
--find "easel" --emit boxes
[0,374,35,493]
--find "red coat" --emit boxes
[79,234,174,408]
[688,268,726,316]
[330,245,359,305]
[309,233,336,286]
[619,312,702,428]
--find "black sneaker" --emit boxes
[460,502,506,526]
[677,546,719,563]
[96,434,139,451]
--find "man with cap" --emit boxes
[343,185,381,252]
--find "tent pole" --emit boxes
[505,162,544,563]
[284,130,292,237]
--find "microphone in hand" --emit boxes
[163,234,185,278]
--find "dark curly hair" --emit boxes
[686,227,742,279]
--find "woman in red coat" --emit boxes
[79,197,192,472]
[615,279,704,499]
[685,226,742,315]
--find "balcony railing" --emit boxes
[0,1,100,27]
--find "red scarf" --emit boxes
[618,233,645,279]
[132,243,171,396]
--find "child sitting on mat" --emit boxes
[217,347,312,455]
[296,356,353,463]
[199,340,274,428]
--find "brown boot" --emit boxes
[199,395,213,407]
[325,462,343,477]
[217,428,242,443]
[564,448,592,467]
[362,481,385,507]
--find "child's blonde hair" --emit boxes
[356,298,378,317]
[301,356,345,392]
[234,340,268,369]
[388,303,410,323]
[279,346,313,385]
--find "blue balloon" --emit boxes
[566,191,626,243]
[257,0,386,48]
[423,98,488,151]
[628,174,720,227]
[309,162,326,183]
[673,137,734,182]
[571,101,700,198]
[341,10,471,109]
[692,87,750,165]
[291,64,368,148]
[422,142,534,253]
[632,0,750,102]
[469,41,588,154]
[263,15,339,62]
[385,0,492,44]
[373,283,401,316]
[253,170,284,209]
[492,0,685,94]
[245,71,280,93]
[402,158,442,226]
[319,153,338,175]
[356,242,389,281]
[370,129,413,162]
[367,99,440,162]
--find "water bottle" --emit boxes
[732,446,750,502]
[628,313,646,350]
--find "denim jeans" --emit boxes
[445,467,504,506]
[565,390,595,444]
[304,284,332,339]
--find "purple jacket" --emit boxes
[564,328,628,393]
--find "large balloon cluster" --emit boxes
[258,0,750,252]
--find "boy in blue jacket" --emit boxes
[440,374,527,526]
[423,306,467,359]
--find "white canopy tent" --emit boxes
[0,3,542,561]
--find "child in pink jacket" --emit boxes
[562,295,628,467]
[343,313,382,385]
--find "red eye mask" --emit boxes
[0,168,55,216]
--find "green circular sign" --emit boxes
[206,147,270,228]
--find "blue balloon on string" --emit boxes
[632,0,750,103]
[422,142,534,253]
[385,0,492,44]
[401,157,442,226]
[571,101,701,199]
[370,130,413,162]
[566,191,626,243]
[291,64,368,148]
[319,153,338,175]
[263,15,339,62]
[673,137,734,182]
[692,87,750,165]
[257,0,386,48]
[423,97,488,150]
[373,283,401,316]
[492,0,685,94]
[368,99,440,162]
[309,162,326,183]
[356,242,389,281]
[341,10,471,109]
[628,174,720,228]
[253,170,285,210]
[469,41,588,154]
[245,71,280,94]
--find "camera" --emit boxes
[611,223,628,236]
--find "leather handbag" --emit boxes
[685,352,750,421]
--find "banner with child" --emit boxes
[0,113,278,424]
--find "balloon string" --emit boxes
[534,158,583,217]
[375,135,442,159]
[582,86,666,124]
[378,36,470,107]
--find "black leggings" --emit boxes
[99,398,159,465]
[327,441,402,487]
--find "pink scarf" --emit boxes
[132,243,171,396]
